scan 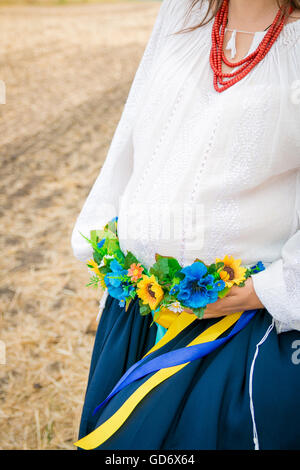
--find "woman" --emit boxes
[71,0,300,450]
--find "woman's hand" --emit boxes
[184,277,265,319]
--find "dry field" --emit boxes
[0,1,160,450]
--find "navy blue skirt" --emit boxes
[78,295,300,450]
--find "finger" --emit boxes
[204,297,236,314]
[183,307,194,315]
[228,286,242,296]
[202,311,225,319]
[210,293,242,309]
[205,298,227,311]
[202,309,241,319]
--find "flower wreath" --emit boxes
[81,217,265,322]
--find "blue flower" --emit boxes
[97,238,105,249]
[104,259,133,303]
[176,261,226,309]
[170,284,179,295]
[214,279,226,291]
[180,261,208,280]
[250,261,265,273]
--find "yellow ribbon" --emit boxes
[154,307,182,329]
[74,311,242,450]
[144,309,197,357]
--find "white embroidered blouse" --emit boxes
[71,0,300,333]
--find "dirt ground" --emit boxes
[0,2,160,450]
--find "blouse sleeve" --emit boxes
[71,0,181,262]
[252,170,300,333]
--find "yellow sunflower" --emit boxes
[136,274,164,311]
[216,255,247,288]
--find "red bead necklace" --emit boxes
[210,0,294,92]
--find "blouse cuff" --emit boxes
[252,259,300,334]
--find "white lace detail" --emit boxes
[278,19,300,47]
[180,93,221,266]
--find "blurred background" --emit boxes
[0,0,160,449]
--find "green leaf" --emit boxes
[237,280,246,287]
[245,268,252,279]
[114,249,125,266]
[207,263,216,273]
[218,286,230,298]
[90,229,106,241]
[161,292,174,304]
[125,298,132,311]
[212,271,221,280]
[106,239,121,256]
[215,261,225,271]
[174,272,185,282]
[107,219,118,235]
[93,250,104,265]
[150,255,181,285]
[139,302,151,316]
[85,275,101,289]
[193,307,206,319]
[98,265,110,276]
[123,251,140,270]
[154,252,167,262]
[94,226,117,241]
[167,257,181,277]
[151,308,163,326]
[149,258,169,283]
[207,262,224,275]
[193,258,208,267]
[79,231,98,251]
[103,257,114,269]
[129,290,137,300]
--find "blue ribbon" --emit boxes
[93,309,258,416]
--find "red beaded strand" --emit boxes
[210,0,294,92]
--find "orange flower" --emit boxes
[127,263,144,282]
